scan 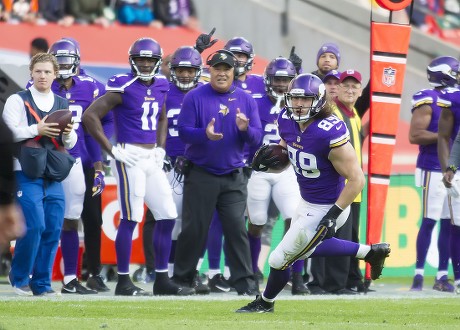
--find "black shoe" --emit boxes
[208,274,231,293]
[61,278,98,295]
[192,271,211,294]
[291,272,310,295]
[347,281,375,293]
[332,288,359,295]
[237,287,260,296]
[153,279,195,296]
[255,269,264,283]
[87,275,110,292]
[364,243,391,280]
[307,284,329,295]
[236,295,274,313]
[115,282,151,296]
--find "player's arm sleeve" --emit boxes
[239,98,262,146]
[2,95,39,141]
[177,93,208,144]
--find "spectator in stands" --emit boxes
[29,37,48,58]
[311,42,341,80]
[117,0,163,28]
[153,0,199,30]
[6,0,38,24]
[38,0,74,26]
[68,0,110,28]
[0,0,10,21]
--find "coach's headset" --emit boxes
[206,49,239,79]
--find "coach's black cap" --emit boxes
[207,50,236,68]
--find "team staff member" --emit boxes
[173,49,262,295]
[3,53,77,296]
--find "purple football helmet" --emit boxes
[169,46,202,91]
[284,73,327,123]
[128,38,163,81]
[224,37,254,76]
[48,39,80,79]
[427,56,459,87]
[264,57,297,100]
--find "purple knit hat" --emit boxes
[316,42,340,66]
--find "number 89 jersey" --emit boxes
[277,109,349,204]
[107,73,169,144]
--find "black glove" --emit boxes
[289,46,302,74]
[316,204,343,239]
[251,144,283,172]
[194,27,218,54]
[163,155,173,172]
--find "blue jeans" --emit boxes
[10,172,65,294]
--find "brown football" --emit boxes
[45,109,72,133]
[266,144,290,170]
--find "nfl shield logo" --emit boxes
[382,67,396,87]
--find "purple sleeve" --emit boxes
[177,91,209,144]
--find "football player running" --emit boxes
[237,73,390,313]
[246,57,308,295]
[83,38,194,296]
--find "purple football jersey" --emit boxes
[278,109,349,204]
[178,84,262,175]
[165,82,203,159]
[52,76,101,158]
[411,88,444,171]
[107,73,169,144]
[247,94,281,163]
[235,74,265,98]
[439,87,460,141]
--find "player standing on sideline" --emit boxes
[436,57,460,293]
[173,49,262,295]
[83,37,194,296]
[236,74,390,313]
[3,53,77,296]
[246,57,308,295]
[163,45,212,293]
[409,56,458,292]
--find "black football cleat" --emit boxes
[208,274,231,293]
[291,272,310,295]
[86,275,110,292]
[153,279,195,296]
[364,243,391,280]
[236,295,274,313]
[61,278,98,295]
[115,282,152,296]
[192,271,211,295]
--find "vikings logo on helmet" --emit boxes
[427,56,459,88]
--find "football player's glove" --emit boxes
[317,204,343,240]
[289,46,303,74]
[251,144,289,172]
[92,170,105,197]
[163,155,173,172]
[111,145,139,167]
[195,27,218,54]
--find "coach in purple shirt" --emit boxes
[173,49,262,295]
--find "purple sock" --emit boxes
[169,240,177,264]
[291,259,304,273]
[115,219,137,274]
[61,230,79,276]
[310,238,359,257]
[415,218,436,269]
[450,225,460,281]
[207,212,223,270]
[438,218,451,271]
[263,267,291,300]
[153,219,175,271]
[248,232,261,273]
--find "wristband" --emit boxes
[325,204,343,219]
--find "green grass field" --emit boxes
[1,298,460,329]
[1,277,459,329]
